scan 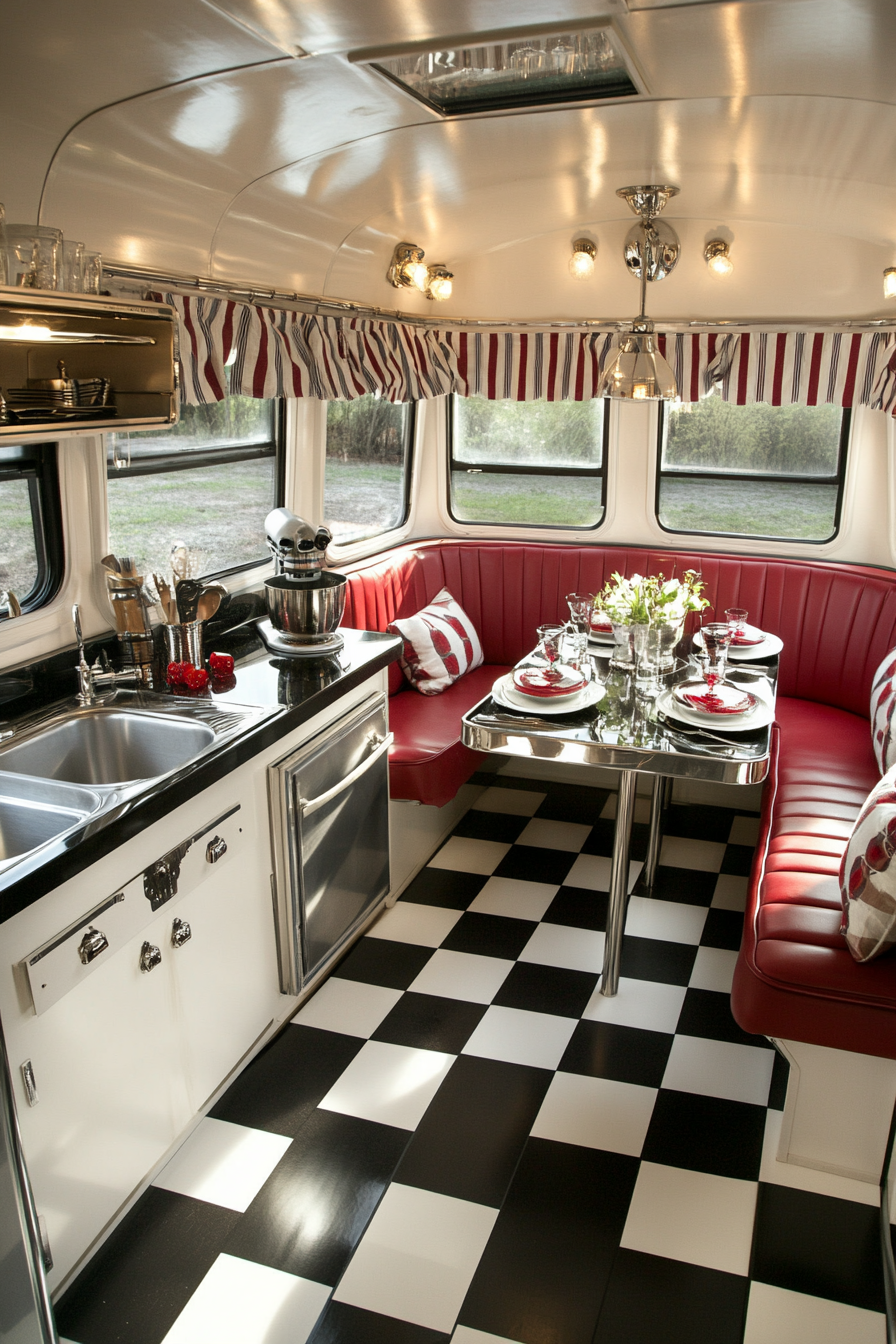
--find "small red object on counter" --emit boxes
[166,660,189,685]
[209,652,234,677]
[183,665,209,691]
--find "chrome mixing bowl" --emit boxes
[264,572,346,642]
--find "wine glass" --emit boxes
[698,621,733,699]
[535,623,565,681]
[726,607,749,641]
[565,592,594,635]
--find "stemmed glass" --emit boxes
[565,592,594,634]
[535,623,565,682]
[697,621,733,700]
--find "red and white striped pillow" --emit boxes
[388,588,484,695]
[840,765,896,962]
[871,647,896,774]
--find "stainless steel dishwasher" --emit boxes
[268,692,392,995]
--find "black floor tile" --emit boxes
[395,1055,552,1207]
[440,910,538,960]
[371,991,486,1053]
[638,865,718,906]
[492,961,598,1018]
[642,1089,767,1181]
[209,1024,364,1137]
[559,1019,673,1088]
[768,1047,790,1110]
[533,782,611,825]
[700,907,746,952]
[457,1138,639,1344]
[399,867,488,910]
[334,936,434,989]
[452,810,531,843]
[543,884,609,931]
[593,1248,749,1344]
[54,1189,239,1344]
[620,934,697,986]
[223,1111,407,1286]
[720,842,756,876]
[751,1183,884,1312]
[493,844,577,886]
[677,988,772,1049]
[582,818,650,861]
[310,1302,450,1344]
[664,803,739,844]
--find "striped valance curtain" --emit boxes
[162,293,896,416]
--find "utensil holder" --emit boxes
[163,621,203,667]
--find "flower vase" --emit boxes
[608,621,634,670]
[632,622,663,692]
[657,617,685,671]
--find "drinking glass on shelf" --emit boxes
[0,202,6,285]
[697,621,733,699]
[83,251,103,295]
[61,239,85,292]
[565,591,594,634]
[4,224,62,290]
[535,623,565,681]
[725,607,749,640]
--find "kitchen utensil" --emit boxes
[653,710,762,752]
[175,578,203,624]
[100,553,121,573]
[170,542,190,582]
[196,589,222,623]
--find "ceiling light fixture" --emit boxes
[705,238,733,277]
[424,265,453,302]
[569,238,597,281]
[597,185,679,402]
[387,242,429,292]
[884,268,896,300]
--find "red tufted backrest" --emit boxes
[341,541,896,715]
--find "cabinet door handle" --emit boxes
[206,836,227,864]
[300,732,393,818]
[78,926,109,964]
[139,942,162,974]
[171,918,192,949]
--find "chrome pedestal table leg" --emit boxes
[601,768,638,997]
[642,775,672,891]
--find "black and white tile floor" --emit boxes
[56,773,891,1344]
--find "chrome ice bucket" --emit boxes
[264,572,346,643]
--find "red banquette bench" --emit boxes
[342,539,896,1062]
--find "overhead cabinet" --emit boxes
[0,289,177,438]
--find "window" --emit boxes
[0,443,62,610]
[324,395,414,545]
[657,399,849,542]
[106,395,283,579]
[448,396,607,528]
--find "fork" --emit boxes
[653,711,759,751]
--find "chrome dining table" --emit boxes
[461,652,776,997]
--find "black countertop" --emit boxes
[0,624,402,925]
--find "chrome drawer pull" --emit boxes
[78,927,109,964]
[139,941,162,974]
[299,732,393,819]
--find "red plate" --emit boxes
[512,665,586,697]
[673,680,754,715]
[590,614,613,634]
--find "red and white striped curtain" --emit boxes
[162,294,896,416]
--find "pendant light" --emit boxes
[598,185,679,401]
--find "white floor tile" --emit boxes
[318,1039,454,1130]
[292,978,403,1037]
[759,1108,879,1208]
[624,895,707,945]
[367,901,462,947]
[601,793,653,823]
[743,1281,886,1344]
[333,1184,498,1333]
[582,977,686,1034]
[531,1071,657,1156]
[659,835,728,872]
[161,1254,330,1344]
[152,1119,291,1213]
[472,786,546,817]
[712,874,749,911]
[621,1161,758,1276]
[409,949,514,1004]
[462,1005,578,1070]
[428,837,511,875]
[688,946,739,993]
[452,1329,525,1344]
[663,1034,775,1107]
[514,817,592,852]
[517,922,605,973]
[729,814,762,846]
[564,852,643,894]
[468,876,559,922]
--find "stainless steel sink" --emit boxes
[0,774,101,861]
[0,707,216,786]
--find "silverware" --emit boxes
[174,578,203,623]
[653,710,759,751]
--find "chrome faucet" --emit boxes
[73,604,140,706]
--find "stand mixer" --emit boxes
[259,508,347,655]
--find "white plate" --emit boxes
[587,629,615,646]
[692,629,783,661]
[656,686,774,732]
[492,673,605,716]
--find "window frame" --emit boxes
[446,394,610,531]
[105,399,286,581]
[324,396,417,548]
[0,441,64,610]
[654,400,851,545]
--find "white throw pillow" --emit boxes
[388,587,484,696]
[840,764,896,962]
[871,647,896,774]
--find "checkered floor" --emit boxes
[56,772,891,1344]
